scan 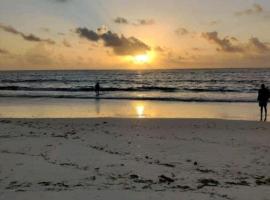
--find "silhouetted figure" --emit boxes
[95,81,100,97]
[257,84,270,121]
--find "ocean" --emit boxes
[0,68,269,102]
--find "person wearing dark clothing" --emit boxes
[257,84,270,121]
[95,81,100,97]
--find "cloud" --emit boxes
[248,37,269,52]
[202,31,243,52]
[76,27,150,56]
[175,27,198,37]
[113,17,155,26]
[155,46,165,52]
[0,24,55,45]
[202,31,270,55]
[175,28,189,36]
[235,4,263,16]
[97,25,109,34]
[135,19,155,26]
[114,17,129,24]
[76,27,99,41]
[22,34,55,44]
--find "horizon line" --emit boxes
[0,66,270,72]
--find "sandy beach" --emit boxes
[0,118,270,200]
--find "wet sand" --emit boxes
[0,118,270,200]
[0,97,260,120]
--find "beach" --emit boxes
[1,118,270,200]
[0,68,269,200]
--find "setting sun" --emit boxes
[129,52,155,65]
[133,54,149,64]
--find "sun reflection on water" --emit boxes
[135,104,145,118]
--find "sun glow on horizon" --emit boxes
[126,51,155,66]
[133,54,149,63]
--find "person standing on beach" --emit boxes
[95,81,100,97]
[257,84,270,121]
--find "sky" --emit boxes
[0,0,270,70]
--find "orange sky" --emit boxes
[0,0,270,70]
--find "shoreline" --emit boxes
[0,95,258,103]
[0,117,265,122]
[0,118,270,200]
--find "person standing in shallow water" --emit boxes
[257,84,270,121]
[95,81,100,97]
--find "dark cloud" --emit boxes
[248,37,269,52]
[202,31,270,54]
[22,33,55,44]
[202,31,243,53]
[76,27,150,56]
[76,28,99,41]
[0,48,9,55]
[100,31,151,55]
[114,17,129,24]
[97,26,108,34]
[175,28,189,36]
[235,4,263,16]
[0,24,55,45]
[0,24,20,34]
[21,34,42,41]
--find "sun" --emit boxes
[133,54,150,64]
[131,51,155,64]
[123,51,155,67]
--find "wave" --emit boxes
[1,78,263,86]
[0,86,177,92]
[0,79,92,84]
[0,86,93,92]
[0,93,256,103]
[0,85,257,93]
[181,88,254,93]
[1,79,62,83]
